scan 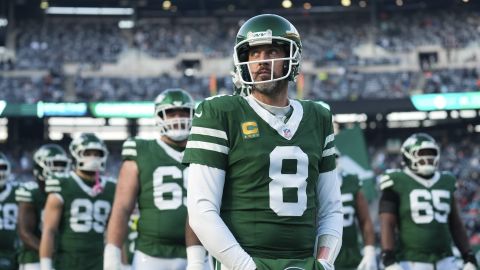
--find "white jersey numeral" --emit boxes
[70,199,111,233]
[0,203,18,230]
[152,166,188,210]
[410,189,450,224]
[341,193,355,227]
[269,146,308,217]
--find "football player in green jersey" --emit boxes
[104,89,206,270]
[40,133,116,270]
[335,152,377,270]
[379,133,478,270]
[184,14,343,270]
[0,152,19,270]
[16,144,70,270]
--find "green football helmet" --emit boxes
[0,152,10,188]
[233,14,302,88]
[33,144,70,181]
[401,133,440,177]
[69,133,108,172]
[154,89,195,141]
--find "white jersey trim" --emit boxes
[186,141,229,154]
[324,134,335,147]
[156,139,184,162]
[121,149,137,157]
[71,171,107,197]
[0,183,12,201]
[191,126,228,141]
[322,147,336,157]
[245,95,303,140]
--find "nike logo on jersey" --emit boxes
[195,111,203,118]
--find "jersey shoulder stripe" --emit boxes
[15,182,37,202]
[183,95,239,169]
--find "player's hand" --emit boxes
[384,263,403,270]
[103,243,122,270]
[40,258,53,270]
[357,245,378,270]
[463,262,477,270]
[317,259,334,270]
[186,245,207,270]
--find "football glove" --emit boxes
[40,258,53,270]
[104,243,122,270]
[357,245,378,270]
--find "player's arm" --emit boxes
[379,188,401,270]
[355,190,377,270]
[104,160,139,270]
[315,169,343,267]
[17,202,40,250]
[187,163,256,270]
[39,193,63,270]
[186,215,207,270]
[448,194,478,269]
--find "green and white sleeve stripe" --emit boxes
[184,126,229,170]
[379,175,394,190]
[15,187,33,202]
[45,178,62,193]
[122,139,137,160]
[322,134,335,157]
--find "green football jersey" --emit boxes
[335,173,362,269]
[45,171,116,270]
[0,182,19,270]
[15,181,46,264]
[122,138,188,258]
[183,95,336,259]
[379,169,456,263]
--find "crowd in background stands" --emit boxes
[370,134,480,248]
[0,10,480,102]
[11,11,480,68]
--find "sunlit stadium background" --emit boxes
[0,0,479,260]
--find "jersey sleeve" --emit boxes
[44,174,63,194]
[378,172,396,191]
[15,181,38,203]
[121,138,138,162]
[318,104,336,173]
[183,99,229,170]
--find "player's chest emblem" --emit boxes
[241,121,260,139]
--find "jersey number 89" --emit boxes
[70,199,111,233]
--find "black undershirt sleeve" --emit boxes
[379,188,399,215]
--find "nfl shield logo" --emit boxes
[282,127,292,139]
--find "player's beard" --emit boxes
[253,80,278,95]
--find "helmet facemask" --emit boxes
[70,134,109,174]
[403,145,440,177]
[74,148,108,172]
[155,106,193,142]
[233,35,301,88]
[0,157,10,188]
